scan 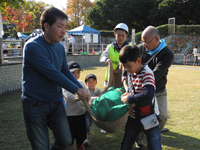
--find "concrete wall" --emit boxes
[0,55,105,95]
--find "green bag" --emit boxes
[106,104,128,122]
[90,87,129,122]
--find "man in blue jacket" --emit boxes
[22,7,90,150]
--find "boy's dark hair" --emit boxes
[85,74,97,82]
[114,29,128,35]
[119,45,140,64]
[40,7,68,32]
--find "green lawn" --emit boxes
[0,65,200,150]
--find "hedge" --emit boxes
[3,25,200,40]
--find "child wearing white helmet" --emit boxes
[99,23,130,134]
[100,23,130,86]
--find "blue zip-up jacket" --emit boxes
[22,34,82,102]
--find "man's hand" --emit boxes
[76,88,91,101]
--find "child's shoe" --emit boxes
[77,144,83,150]
[100,129,107,134]
[83,138,90,149]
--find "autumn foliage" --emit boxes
[1,1,51,32]
[65,0,94,29]
[2,6,33,32]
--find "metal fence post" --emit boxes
[72,44,74,55]
[0,38,3,64]
[101,43,104,53]
[87,43,89,54]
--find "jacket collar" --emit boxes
[112,40,129,52]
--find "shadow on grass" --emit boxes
[161,131,200,150]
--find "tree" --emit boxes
[1,0,52,32]
[2,6,33,32]
[0,0,25,13]
[65,0,94,29]
[86,0,200,32]
[24,0,52,31]
[86,0,154,32]
[151,0,200,26]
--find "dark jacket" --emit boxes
[138,44,174,92]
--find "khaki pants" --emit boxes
[156,88,168,130]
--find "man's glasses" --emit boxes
[140,36,157,46]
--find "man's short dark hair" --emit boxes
[40,7,68,31]
[119,45,140,64]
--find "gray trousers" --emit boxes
[156,88,168,130]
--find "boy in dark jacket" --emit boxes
[119,45,161,150]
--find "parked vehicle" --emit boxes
[25,29,43,42]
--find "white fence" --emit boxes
[0,38,25,64]
[62,42,107,55]
[0,38,108,65]
[174,53,197,65]
[1,38,198,66]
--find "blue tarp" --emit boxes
[17,32,28,39]
[2,20,15,30]
[67,25,100,35]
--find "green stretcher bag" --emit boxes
[90,87,129,122]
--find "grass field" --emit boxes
[0,65,200,150]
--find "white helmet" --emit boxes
[114,23,128,33]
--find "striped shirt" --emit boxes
[128,65,156,118]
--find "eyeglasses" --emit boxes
[140,36,157,46]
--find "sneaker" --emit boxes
[83,139,90,149]
[100,129,107,134]
[136,144,144,150]
[77,144,83,150]
[161,128,169,133]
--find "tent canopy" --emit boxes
[67,25,100,35]
[2,20,15,30]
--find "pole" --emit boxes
[87,43,89,54]
[0,38,4,64]
[0,11,4,38]
[131,29,135,45]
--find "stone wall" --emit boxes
[0,63,22,94]
[164,35,200,54]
